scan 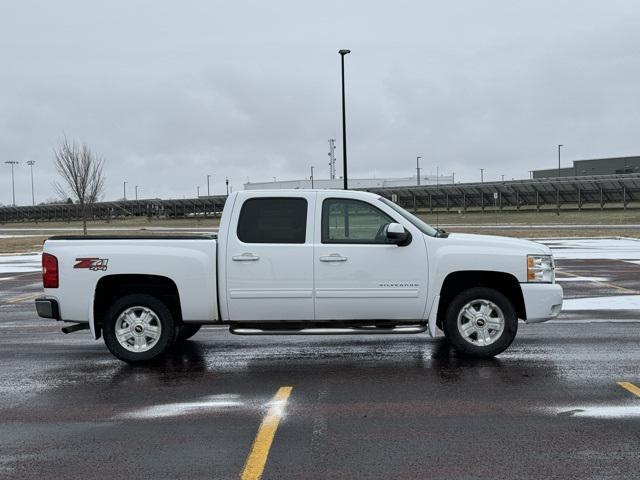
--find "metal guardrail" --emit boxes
[2,174,640,222]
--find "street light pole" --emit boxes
[310,166,315,189]
[558,144,564,177]
[416,156,422,186]
[27,161,35,205]
[339,48,351,190]
[5,161,18,206]
[207,174,211,196]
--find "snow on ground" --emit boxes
[541,238,640,312]
[541,237,640,260]
[0,235,44,239]
[0,254,41,273]
[555,276,608,282]
[563,295,640,311]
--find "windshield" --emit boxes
[378,197,439,237]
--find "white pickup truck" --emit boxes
[36,189,562,362]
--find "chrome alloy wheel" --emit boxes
[115,306,162,353]
[456,299,505,347]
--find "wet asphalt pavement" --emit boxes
[1,263,640,479]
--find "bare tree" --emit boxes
[54,138,106,234]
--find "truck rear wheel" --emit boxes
[443,287,517,358]
[103,294,176,363]
[176,324,201,343]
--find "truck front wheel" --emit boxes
[443,287,518,358]
[103,294,176,363]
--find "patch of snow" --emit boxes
[0,254,41,273]
[119,394,243,419]
[562,295,640,311]
[551,405,640,419]
[543,238,640,260]
[555,276,608,282]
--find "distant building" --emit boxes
[244,175,454,190]
[532,155,640,178]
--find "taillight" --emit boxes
[42,253,59,288]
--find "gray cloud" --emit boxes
[1,0,639,204]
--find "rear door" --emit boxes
[225,192,315,321]
[313,194,429,320]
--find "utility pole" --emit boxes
[480,168,484,183]
[225,177,229,196]
[310,166,315,189]
[557,144,564,216]
[328,139,336,179]
[207,174,211,196]
[416,156,422,185]
[558,144,564,177]
[197,186,200,197]
[339,49,351,190]
[5,161,18,206]
[135,185,139,200]
[123,181,127,201]
[27,160,35,205]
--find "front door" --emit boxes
[314,195,428,321]
[225,194,315,321]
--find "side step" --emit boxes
[230,324,427,335]
[61,323,90,334]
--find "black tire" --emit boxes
[442,287,518,358]
[176,324,201,343]
[103,294,176,363]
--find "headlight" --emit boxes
[527,254,554,283]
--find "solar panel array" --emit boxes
[2,174,640,223]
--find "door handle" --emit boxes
[232,253,260,261]
[320,254,347,262]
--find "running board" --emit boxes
[230,325,427,335]
[61,322,90,334]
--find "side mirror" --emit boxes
[385,222,411,246]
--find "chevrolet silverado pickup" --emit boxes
[36,189,563,363]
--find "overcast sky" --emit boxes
[1,0,640,204]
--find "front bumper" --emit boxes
[520,283,563,323]
[35,297,60,320]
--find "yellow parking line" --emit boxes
[4,292,41,304]
[241,386,293,480]
[617,381,640,398]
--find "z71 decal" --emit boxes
[74,257,109,271]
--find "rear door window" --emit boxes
[237,197,307,244]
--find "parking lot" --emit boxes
[1,237,639,479]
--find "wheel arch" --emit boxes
[92,274,182,339]
[435,270,526,329]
